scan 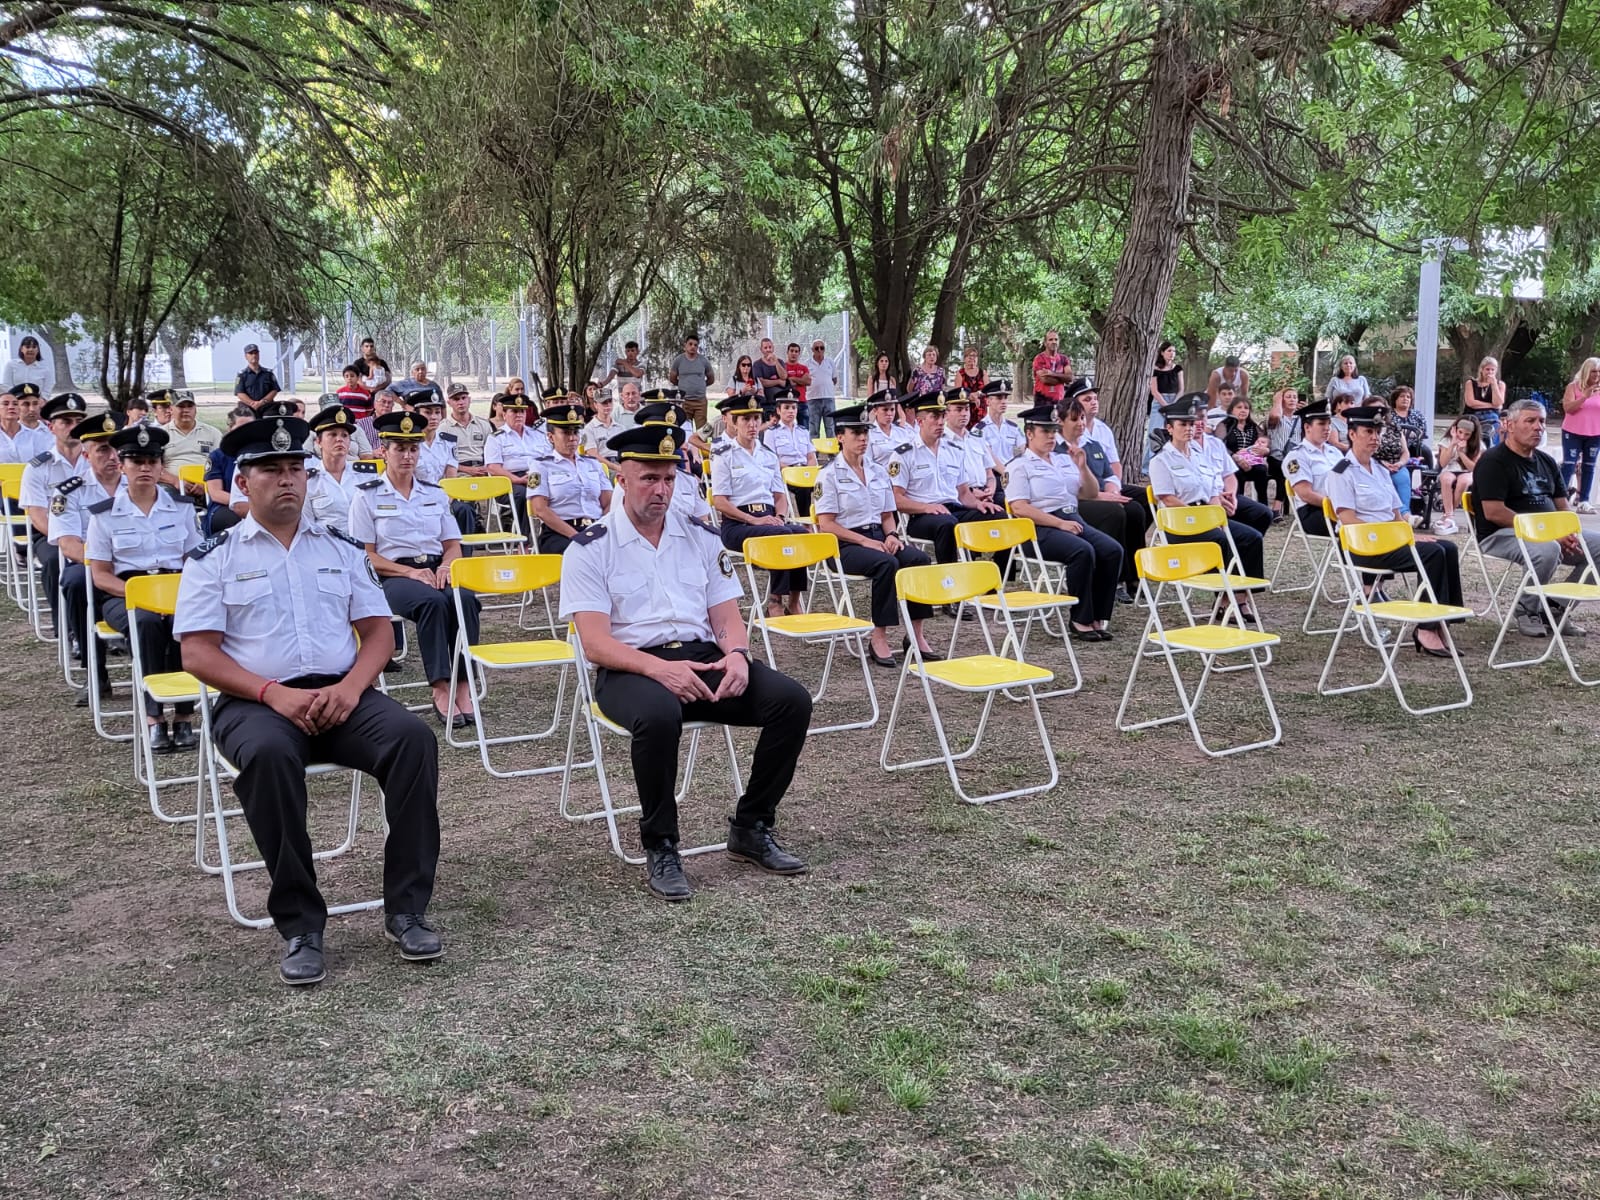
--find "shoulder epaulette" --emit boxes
[352,460,378,474]
[1332,459,1351,473]
[711,441,731,456]
[28,451,51,466]
[536,454,556,462]
[188,531,229,560]
[894,443,912,455]
[358,478,385,489]
[570,523,608,547]
[688,515,719,536]
[87,497,115,515]
[55,475,84,495]
[438,432,457,443]
[306,466,321,478]
[327,526,365,549]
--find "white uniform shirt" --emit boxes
[815,457,895,529]
[888,435,971,504]
[1148,442,1226,505]
[485,424,552,476]
[866,423,902,467]
[581,418,620,460]
[807,356,837,401]
[304,465,365,527]
[16,424,53,460]
[174,509,391,680]
[48,476,123,546]
[711,440,784,507]
[1326,454,1401,523]
[1194,432,1238,482]
[21,446,90,512]
[347,475,462,560]
[1007,448,1083,514]
[85,489,201,573]
[558,506,743,649]
[1086,418,1121,466]
[1282,440,1345,499]
[532,452,609,520]
[974,417,1024,466]
[762,422,812,467]
[0,424,31,463]
[417,435,458,485]
[946,429,996,484]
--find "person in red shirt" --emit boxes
[784,341,813,429]
[1031,330,1073,404]
[335,365,373,417]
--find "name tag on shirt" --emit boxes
[377,504,398,512]
[234,570,268,582]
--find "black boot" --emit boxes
[171,720,197,751]
[646,841,692,902]
[147,722,174,756]
[280,931,325,986]
[726,820,808,875]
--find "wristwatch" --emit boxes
[729,647,752,660]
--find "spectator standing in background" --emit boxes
[1463,355,1507,449]
[908,344,945,396]
[3,334,55,397]
[233,344,281,408]
[1031,331,1071,405]
[1323,354,1369,406]
[392,361,444,406]
[1559,356,1600,513]
[867,352,896,397]
[600,341,647,396]
[752,338,785,404]
[356,338,391,398]
[807,339,837,437]
[668,334,715,429]
[783,343,813,429]
[1208,355,1251,405]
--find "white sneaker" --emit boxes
[1435,517,1457,534]
[1577,501,1596,515]
[1516,612,1548,638]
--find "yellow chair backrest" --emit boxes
[812,437,840,457]
[743,531,839,571]
[1154,504,1226,537]
[1322,496,1337,524]
[1461,490,1475,519]
[0,462,24,489]
[1145,483,1157,508]
[125,572,183,616]
[1136,541,1224,583]
[0,476,20,502]
[955,516,1037,555]
[358,458,386,475]
[782,465,820,489]
[439,475,512,502]
[449,552,562,594]
[178,463,206,488]
[896,559,1000,605]
[1339,520,1414,557]
[1515,509,1579,543]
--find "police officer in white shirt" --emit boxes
[971,380,1024,473]
[942,387,1002,507]
[712,394,811,614]
[1148,395,1265,623]
[175,413,443,986]
[813,403,936,665]
[52,412,126,704]
[1007,402,1123,638]
[1194,402,1275,536]
[484,390,552,539]
[761,386,817,514]
[12,382,53,458]
[561,423,812,902]
[889,392,1003,564]
[0,386,30,465]
[348,410,481,726]
[86,424,202,752]
[1281,399,1345,536]
[865,389,902,466]
[302,404,369,527]
[1327,405,1464,656]
[413,391,479,535]
[20,391,91,635]
[529,401,612,553]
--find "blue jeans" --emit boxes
[1389,465,1412,511]
[1562,430,1600,502]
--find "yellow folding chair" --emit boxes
[878,560,1058,805]
[2,472,37,613]
[812,436,840,458]
[954,517,1081,698]
[1148,505,1271,634]
[124,574,210,826]
[439,475,527,552]
[1317,520,1474,715]
[1486,510,1600,685]
[742,532,878,733]
[1117,543,1281,756]
[84,564,135,742]
[446,554,593,778]
[1460,491,1521,621]
[781,465,820,526]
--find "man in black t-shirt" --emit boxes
[1473,400,1600,638]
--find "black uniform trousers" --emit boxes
[838,528,932,628]
[595,642,813,849]
[212,680,440,938]
[499,482,531,541]
[450,499,480,537]
[1165,519,1267,580]
[1351,539,1463,630]
[1297,506,1331,539]
[381,568,482,684]
[1232,495,1275,534]
[103,573,190,720]
[906,504,993,565]
[537,518,600,557]
[1078,497,1150,590]
[60,561,109,688]
[1035,514,1123,625]
[720,511,810,596]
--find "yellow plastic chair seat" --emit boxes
[1148,626,1279,653]
[1532,581,1600,603]
[1358,600,1473,624]
[143,671,205,702]
[460,531,526,546]
[912,654,1053,690]
[1179,572,1271,592]
[466,639,574,668]
[976,590,1076,611]
[758,612,872,637]
[95,621,123,639]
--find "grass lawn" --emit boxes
[2,527,1598,1199]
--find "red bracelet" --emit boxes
[257,678,278,704]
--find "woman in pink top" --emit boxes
[1560,356,1600,512]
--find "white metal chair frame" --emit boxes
[1460,492,1521,622]
[124,578,209,826]
[1485,510,1600,686]
[85,566,135,742]
[1273,490,1349,635]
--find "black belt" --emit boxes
[850,524,899,539]
[738,503,774,516]
[117,567,180,581]
[562,517,596,530]
[1050,508,1080,520]
[399,554,442,569]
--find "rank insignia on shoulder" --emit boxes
[688,515,719,536]
[419,479,442,488]
[894,443,912,455]
[306,467,321,477]
[352,460,379,474]
[327,526,366,549]
[87,497,115,515]
[439,432,457,443]
[56,476,84,495]
[711,441,731,456]
[358,478,385,489]
[1332,459,1351,473]
[188,531,229,559]
[570,523,608,547]
[28,451,51,466]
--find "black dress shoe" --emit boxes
[171,720,197,751]
[647,842,692,902]
[1412,633,1451,659]
[451,711,473,730]
[148,723,174,756]
[903,637,944,662]
[384,913,444,961]
[72,688,89,708]
[726,820,808,875]
[280,931,326,986]
[868,648,897,669]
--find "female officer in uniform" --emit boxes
[85,424,201,753]
[1327,405,1464,657]
[1059,394,1150,603]
[812,403,935,666]
[712,394,810,617]
[529,401,611,553]
[1281,399,1344,536]
[1147,394,1265,624]
[865,389,901,466]
[484,391,550,539]
[1006,402,1123,640]
[761,387,817,513]
[303,404,367,527]
[348,410,480,726]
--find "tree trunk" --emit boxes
[1568,300,1600,366]
[1180,326,1217,397]
[158,326,189,387]
[1096,24,1200,484]
[40,322,75,390]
